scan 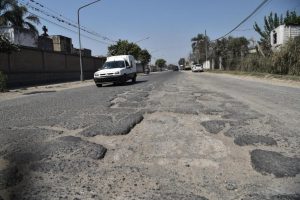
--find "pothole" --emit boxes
[81,112,144,137]
[234,135,277,146]
[201,120,228,134]
[250,149,300,177]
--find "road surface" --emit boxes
[0,71,299,200]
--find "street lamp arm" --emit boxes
[78,0,102,12]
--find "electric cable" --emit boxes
[213,0,270,41]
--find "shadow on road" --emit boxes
[101,80,148,87]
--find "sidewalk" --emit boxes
[0,80,94,102]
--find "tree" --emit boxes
[108,40,142,60]
[254,11,300,55]
[210,36,249,70]
[108,40,152,71]
[178,58,185,66]
[155,59,166,70]
[155,59,165,69]
[0,0,40,33]
[138,49,151,68]
[0,34,19,53]
[191,33,209,63]
[284,11,300,25]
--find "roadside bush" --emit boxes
[237,37,300,76]
[0,71,7,92]
[240,54,273,73]
[272,36,300,75]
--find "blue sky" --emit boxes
[25,0,300,64]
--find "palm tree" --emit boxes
[0,0,13,24]
[0,0,40,33]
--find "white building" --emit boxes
[271,25,300,50]
[0,26,38,48]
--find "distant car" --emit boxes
[173,65,179,71]
[192,64,204,72]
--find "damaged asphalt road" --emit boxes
[0,71,300,200]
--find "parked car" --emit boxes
[192,64,204,72]
[94,55,137,87]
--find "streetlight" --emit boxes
[77,0,101,81]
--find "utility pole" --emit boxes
[205,29,208,69]
[77,0,101,81]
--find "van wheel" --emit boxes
[132,74,137,83]
[123,74,127,83]
[96,84,102,87]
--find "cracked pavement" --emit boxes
[0,71,300,200]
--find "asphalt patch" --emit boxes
[201,120,227,134]
[250,149,300,177]
[234,135,277,146]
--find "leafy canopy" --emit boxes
[155,59,166,69]
[0,0,40,32]
[107,40,151,66]
[191,33,209,63]
[0,34,19,53]
[178,58,185,66]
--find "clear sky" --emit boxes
[25,0,300,64]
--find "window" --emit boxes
[273,31,277,45]
[103,61,125,69]
[125,60,130,67]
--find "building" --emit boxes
[51,35,72,53]
[271,25,300,50]
[38,36,53,51]
[72,47,92,57]
[0,26,38,47]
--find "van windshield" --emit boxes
[103,61,125,69]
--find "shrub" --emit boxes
[0,71,7,92]
[238,36,300,76]
[240,54,273,73]
[272,36,300,75]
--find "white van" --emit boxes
[94,55,137,87]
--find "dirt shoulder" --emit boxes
[207,71,300,89]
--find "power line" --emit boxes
[213,0,270,41]
[23,7,112,46]
[28,0,115,42]
[234,28,255,32]
[18,0,116,43]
